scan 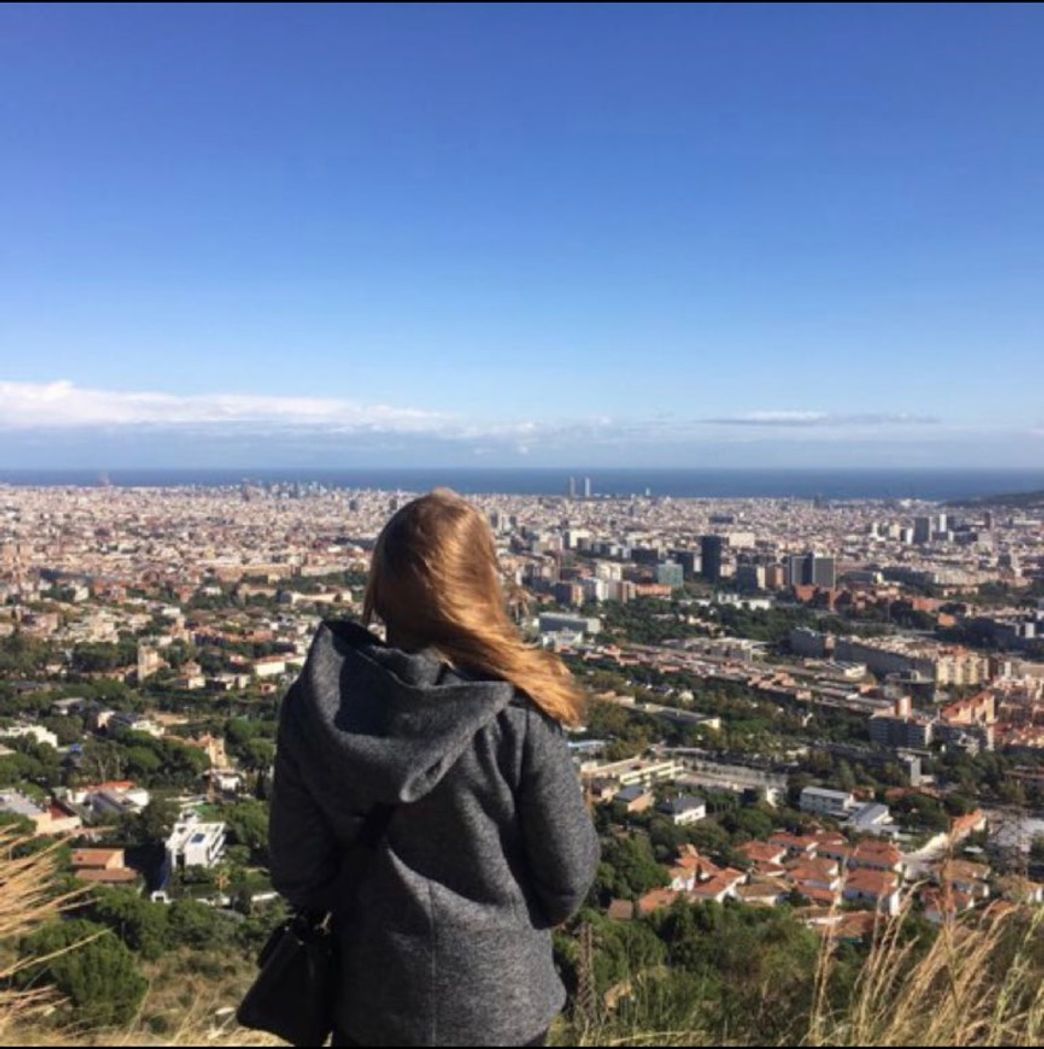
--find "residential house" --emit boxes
[800,786,856,819]
[656,795,707,826]
[71,848,139,887]
[738,841,788,867]
[769,832,819,859]
[607,899,636,921]
[615,785,654,814]
[996,876,1044,905]
[812,832,853,865]
[843,868,901,916]
[935,859,991,901]
[0,791,82,836]
[164,815,226,874]
[850,840,904,876]
[691,868,746,904]
[735,878,788,907]
[636,888,680,916]
[922,885,977,924]
[950,809,988,842]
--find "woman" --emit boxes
[269,489,601,1048]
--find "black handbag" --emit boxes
[237,803,396,1047]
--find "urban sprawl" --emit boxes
[1,478,1043,961]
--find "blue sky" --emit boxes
[1,3,1042,468]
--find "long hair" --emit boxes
[363,488,587,727]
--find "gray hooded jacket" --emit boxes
[268,620,601,1047]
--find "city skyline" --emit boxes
[2,5,1043,468]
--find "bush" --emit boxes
[88,887,169,961]
[16,919,147,1029]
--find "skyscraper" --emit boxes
[788,552,836,589]
[669,549,699,581]
[700,535,725,582]
[810,554,837,589]
[583,477,592,499]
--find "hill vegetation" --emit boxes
[946,489,1044,510]
[1,824,1041,1048]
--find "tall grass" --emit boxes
[563,902,1044,1047]
[3,830,1041,1048]
[0,828,88,1040]
[811,903,1044,1047]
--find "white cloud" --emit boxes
[698,411,940,428]
[0,381,955,456]
[0,380,448,434]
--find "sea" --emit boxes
[1,467,1043,502]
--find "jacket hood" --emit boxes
[283,619,516,806]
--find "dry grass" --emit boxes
[810,901,1044,1047]
[566,899,1044,1047]
[2,827,1041,1048]
[0,828,90,1039]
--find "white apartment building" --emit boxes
[800,786,857,819]
[165,815,227,871]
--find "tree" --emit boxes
[167,898,232,950]
[124,745,163,777]
[40,715,84,747]
[596,835,668,902]
[224,798,270,860]
[124,797,180,846]
[836,760,857,793]
[89,887,170,960]
[17,919,148,1028]
[242,737,277,770]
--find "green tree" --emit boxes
[16,919,148,1028]
[596,835,669,902]
[89,887,170,960]
[167,898,231,950]
[224,798,270,860]
[123,797,180,846]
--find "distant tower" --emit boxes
[568,477,577,499]
[700,535,725,583]
[583,477,592,499]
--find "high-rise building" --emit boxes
[787,553,809,587]
[736,563,766,592]
[552,582,584,608]
[567,477,577,499]
[811,555,837,589]
[583,477,592,499]
[631,546,661,565]
[787,552,836,589]
[765,564,787,589]
[657,561,685,590]
[669,549,699,581]
[700,535,725,582]
[913,516,932,544]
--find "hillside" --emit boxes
[945,489,1044,510]
[2,824,1042,1048]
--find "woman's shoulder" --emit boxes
[493,688,567,745]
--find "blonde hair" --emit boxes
[363,488,587,727]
